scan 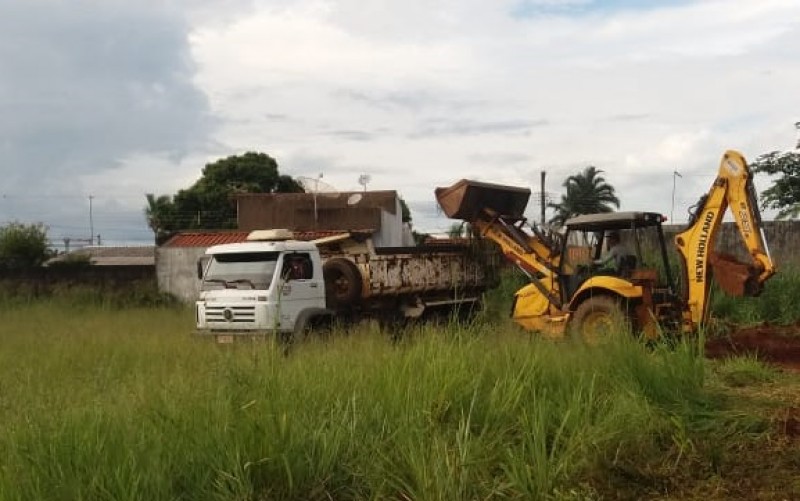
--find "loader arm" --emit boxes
[435,180,564,308]
[674,150,776,330]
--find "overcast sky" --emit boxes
[1,0,799,246]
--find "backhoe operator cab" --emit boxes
[556,211,681,339]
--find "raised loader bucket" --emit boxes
[710,252,763,297]
[435,179,531,222]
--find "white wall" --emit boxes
[156,247,207,303]
[373,198,407,247]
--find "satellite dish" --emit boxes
[297,174,340,223]
[347,193,363,206]
[297,175,340,198]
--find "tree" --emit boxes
[399,198,412,223]
[144,193,176,245]
[0,222,50,269]
[447,222,466,238]
[750,150,800,219]
[548,166,620,227]
[144,152,304,241]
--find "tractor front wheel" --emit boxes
[569,295,629,344]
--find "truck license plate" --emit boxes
[216,334,234,344]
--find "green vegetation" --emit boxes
[0,297,797,500]
[710,267,800,326]
[548,166,620,227]
[0,280,178,309]
[0,269,798,499]
[751,150,800,220]
[145,152,304,243]
[0,221,50,269]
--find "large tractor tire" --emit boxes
[323,258,363,308]
[569,295,629,344]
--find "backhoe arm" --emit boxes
[674,150,776,330]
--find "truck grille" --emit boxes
[205,305,256,324]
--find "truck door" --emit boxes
[276,252,325,330]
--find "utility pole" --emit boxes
[671,170,682,222]
[540,171,546,226]
[88,195,94,246]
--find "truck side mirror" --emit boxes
[197,257,209,279]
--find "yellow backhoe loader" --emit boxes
[435,150,776,340]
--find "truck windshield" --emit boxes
[203,252,280,290]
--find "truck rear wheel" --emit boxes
[569,295,629,344]
[323,258,363,308]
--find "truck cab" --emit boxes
[196,238,331,342]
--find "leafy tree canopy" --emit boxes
[145,152,304,243]
[750,150,800,219]
[399,198,412,223]
[548,166,620,227]
[0,222,50,269]
[448,222,466,238]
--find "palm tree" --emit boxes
[548,166,620,227]
[144,193,176,244]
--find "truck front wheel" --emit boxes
[323,258,363,308]
[569,295,629,344]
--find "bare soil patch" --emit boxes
[705,322,800,372]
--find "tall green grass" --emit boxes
[0,300,754,500]
[710,267,800,326]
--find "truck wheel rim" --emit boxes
[580,311,616,344]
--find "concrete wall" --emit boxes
[156,247,206,303]
[661,220,800,268]
[0,266,154,292]
[237,191,397,232]
[374,199,405,247]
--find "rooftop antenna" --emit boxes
[358,174,371,193]
[297,174,339,225]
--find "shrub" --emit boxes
[0,222,50,269]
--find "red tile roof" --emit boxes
[162,230,375,248]
[163,232,250,248]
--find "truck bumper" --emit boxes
[195,329,283,344]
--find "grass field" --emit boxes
[1,295,799,500]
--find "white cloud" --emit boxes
[4,0,800,242]
[183,0,800,230]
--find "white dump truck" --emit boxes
[195,230,495,342]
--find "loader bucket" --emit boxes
[435,179,531,222]
[710,252,763,297]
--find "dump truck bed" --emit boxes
[323,243,495,299]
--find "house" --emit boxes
[235,190,413,247]
[157,190,416,302]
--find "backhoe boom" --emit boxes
[674,150,776,330]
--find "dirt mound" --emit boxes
[705,322,800,372]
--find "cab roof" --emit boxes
[564,211,665,231]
